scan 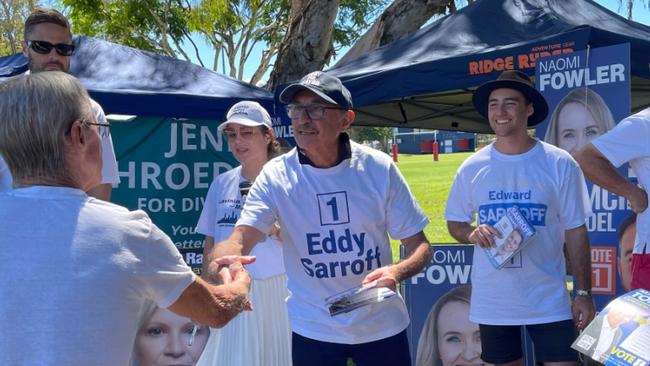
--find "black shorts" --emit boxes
[292,330,411,366]
[479,320,578,363]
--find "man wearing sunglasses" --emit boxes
[205,71,432,366]
[0,8,119,200]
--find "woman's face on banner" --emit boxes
[557,102,602,154]
[437,301,484,366]
[135,307,209,366]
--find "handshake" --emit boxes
[205,254,257,312]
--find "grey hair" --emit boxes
[0,71,92,185]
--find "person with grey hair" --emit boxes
[0,72,252,365]
[0,7,119,200]
[205,71,432,366]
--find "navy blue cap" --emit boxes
[279,71,353,109]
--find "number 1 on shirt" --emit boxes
[317,191,350,226]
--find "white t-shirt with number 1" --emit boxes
[238,142,429,344]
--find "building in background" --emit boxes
[394,128,475,154]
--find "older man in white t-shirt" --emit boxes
[0,70,252,366]
[205,71,432,366]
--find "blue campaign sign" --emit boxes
[403,245,474,365]
[271,103,296,147]
[402,245,535,365]
[535,44,633,308]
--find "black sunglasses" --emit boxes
[27,40,75,56]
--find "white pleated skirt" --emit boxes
[197,273,292,366]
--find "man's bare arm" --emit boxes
[202,235,215,276]
[575,143,648,213]
[168,264,251,328]
[362,231,431,290]
[394,231,432,282]
[565,225,595,330]
[203,225,265,283]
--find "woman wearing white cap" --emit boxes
[196,101,291,366]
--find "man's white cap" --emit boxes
[218,101,272,132]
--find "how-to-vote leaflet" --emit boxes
[573,289,650,365]
[483,206,536,269]
[536,44,632,305]
[325,280,396,316]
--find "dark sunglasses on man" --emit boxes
[27,40,76,56]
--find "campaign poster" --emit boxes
[111,117,237,275]
[402,245,535,366]
[272,101,296,146]
[573,289,650,365]
[132,302,211,366]
[535,43,632,307]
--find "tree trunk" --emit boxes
[626,0,633,19]
[267,0,339,89]
[335,0,454,67]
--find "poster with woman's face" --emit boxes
[535,45,630,157]
[404,246,537,365]
[405,246,487,366]
[535,43,633,305]
[133,306,210,366]
[426,289,483,366]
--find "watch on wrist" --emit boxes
[576,289,592,297]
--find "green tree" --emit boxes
[62,0,191,59]
[0,0,37,55]
[60,0,391,86]
[57,0,470,87]
[350,126,393,152]
[44,0,649,89]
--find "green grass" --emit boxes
[390,152,472,261]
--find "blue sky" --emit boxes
[179,0,650,83]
